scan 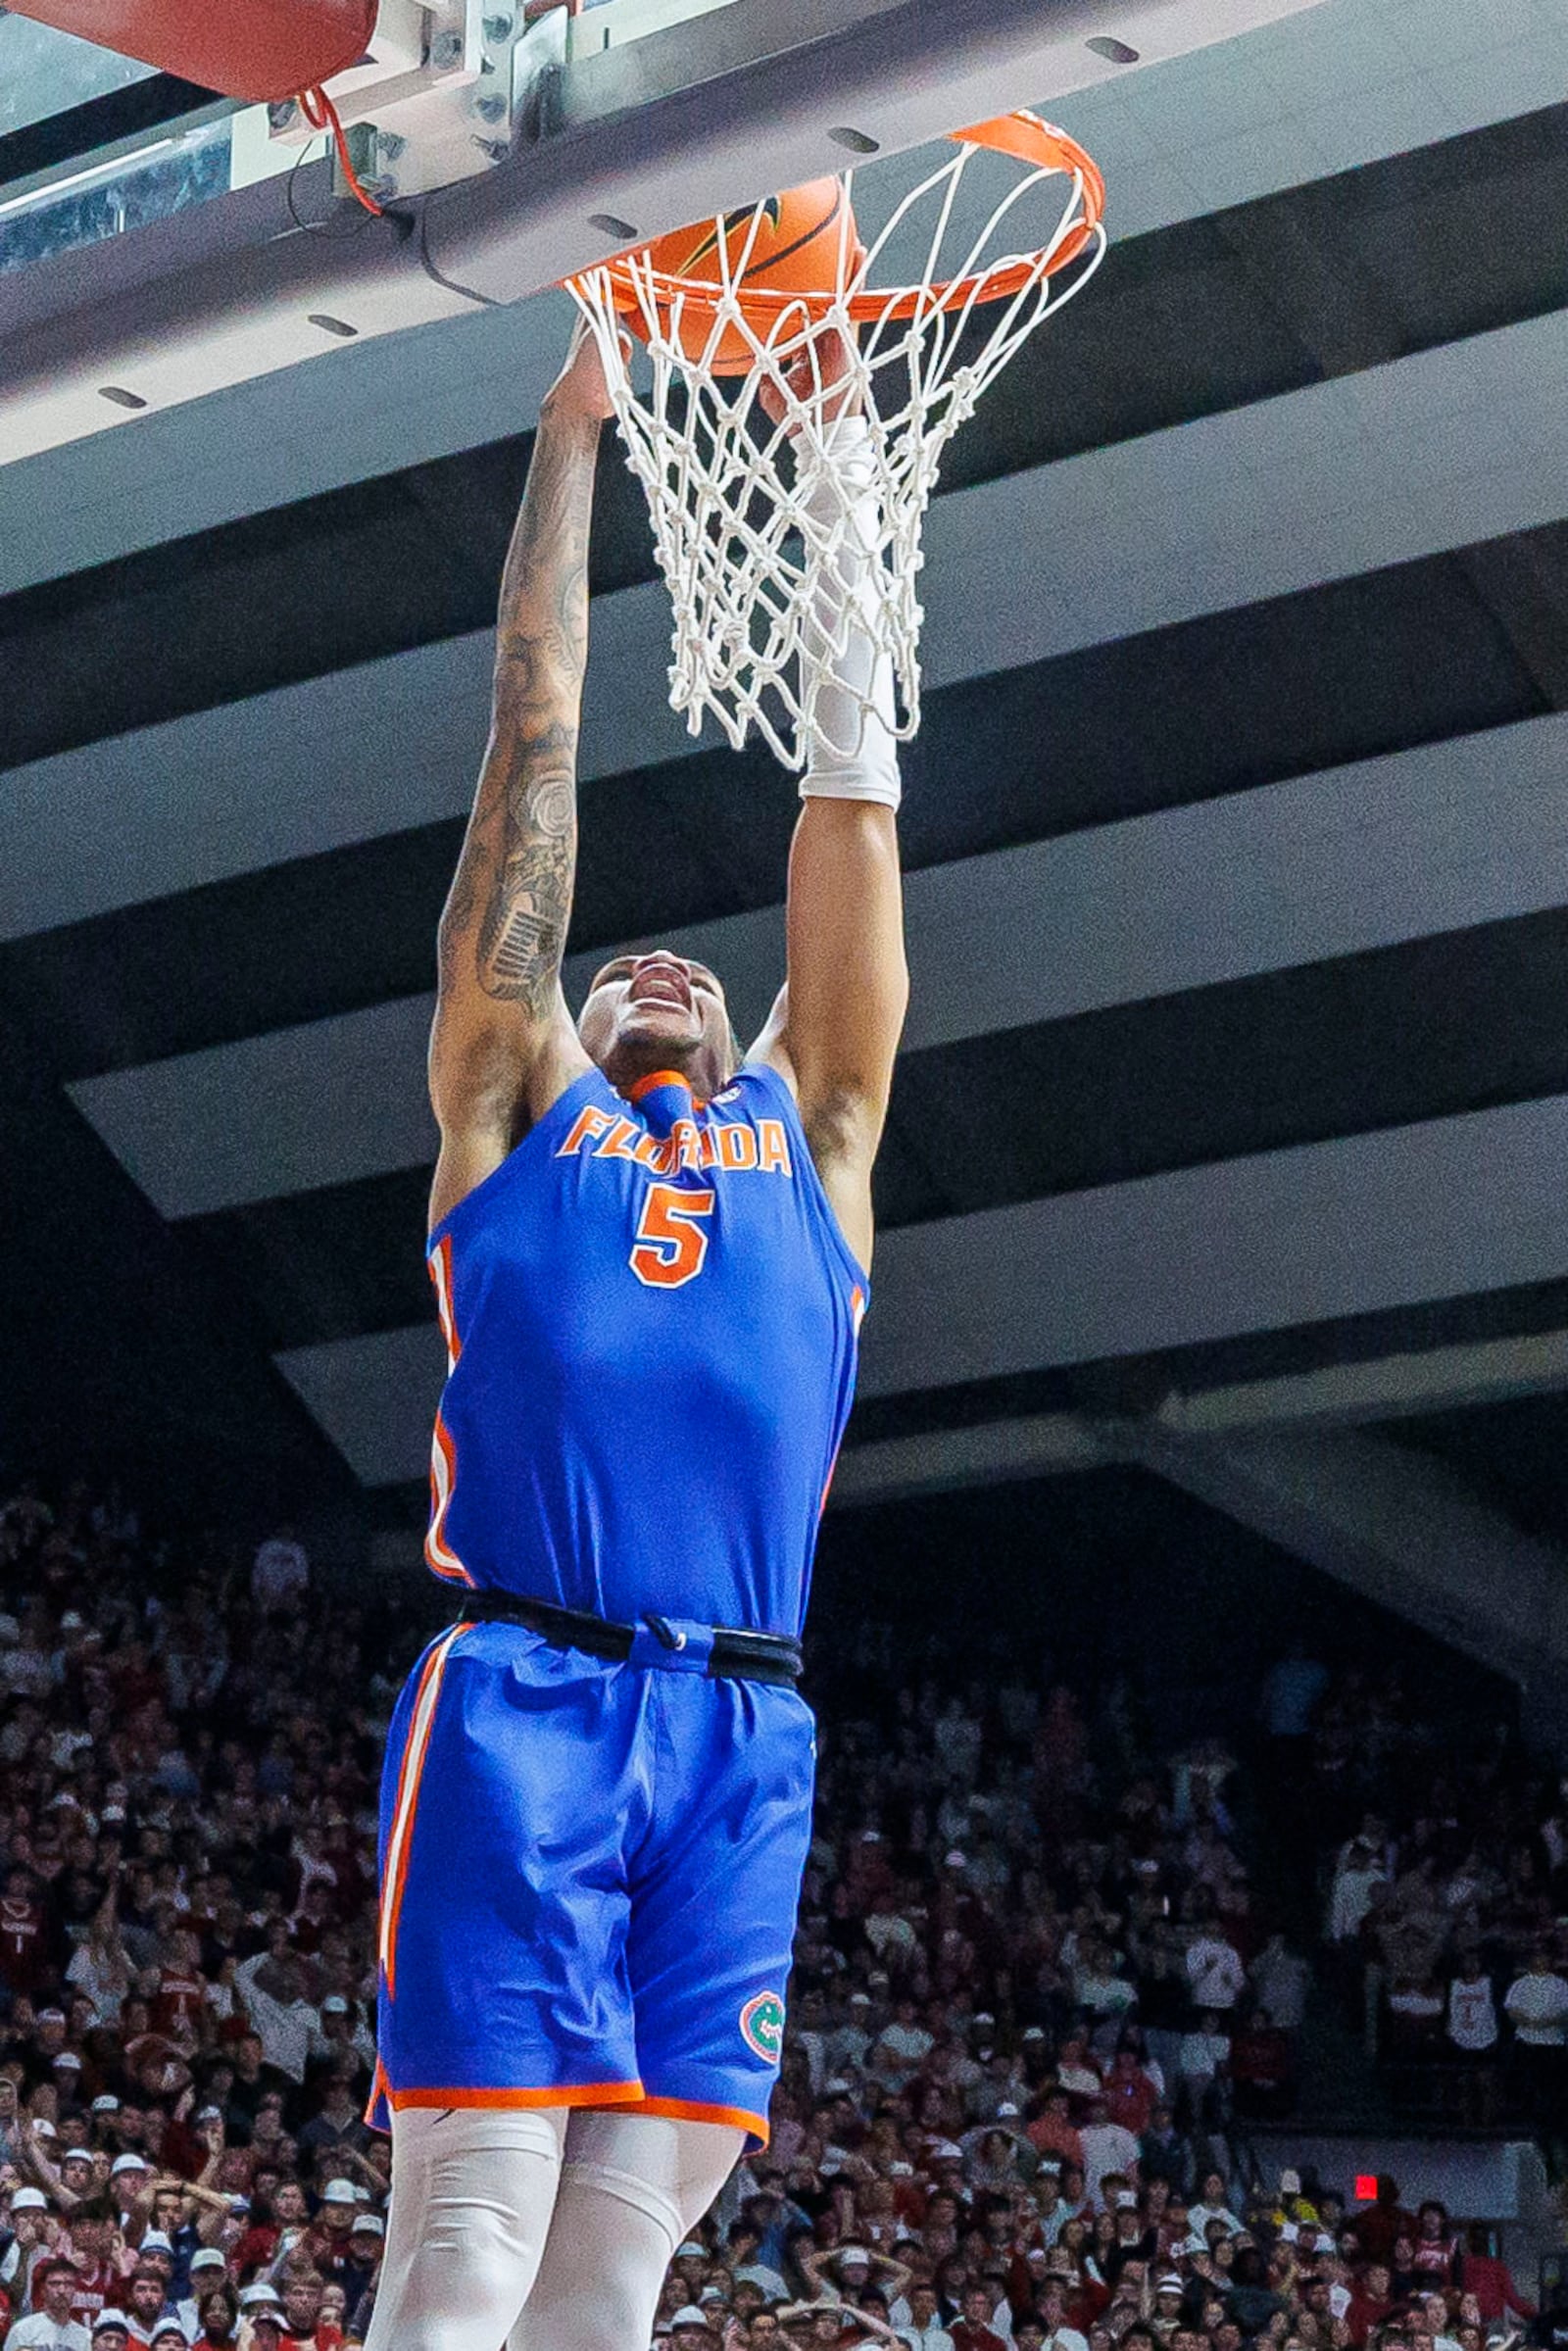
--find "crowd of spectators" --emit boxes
[0,1472,1560,2351]
[1270,1658,1568,2133]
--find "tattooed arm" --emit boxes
[426,328,608,1232]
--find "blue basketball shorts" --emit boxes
[368,1620,814,2147]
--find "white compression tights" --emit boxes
[364,2106,745,2351]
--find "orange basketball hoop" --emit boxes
[566,112,1107,768]
[595,116,1103,361]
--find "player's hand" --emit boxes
[544,317,621,424]
[758,322,862,435]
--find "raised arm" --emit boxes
[754,339,909,1271]
[426,328,607,1232]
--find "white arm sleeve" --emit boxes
[794,415,902,809]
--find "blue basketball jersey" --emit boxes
[423,1060,866,1636]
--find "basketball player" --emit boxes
[364,316,906,2350]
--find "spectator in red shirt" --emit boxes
[1346,2262,1396,2345]
[147,1936,208,2044]
[58,2201,121,2327]
[951,2285,1008,2351]
[1227,2013,1296,2118]
[1409,2203,1459,2289]
[299,2182,360,2276]
[231,2180,309,2279]
[275,2272,338,2349]
[1101,2048,1158,2137]
[1457,2227,1536,2322]
[1349,2180,1418,2266]
[1026,2090,1083,2171]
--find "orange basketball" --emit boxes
[629,179,864,374]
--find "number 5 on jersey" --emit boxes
[630,1184,715,1289]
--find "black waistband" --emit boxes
[454,1592,803,1686]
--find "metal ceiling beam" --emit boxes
[828,1412,1119,1506]
[1156,1325,1568,1435]
[1459,531,1568,710]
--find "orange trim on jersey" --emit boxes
[387,2081,646,2111]
[424,1409,470,1584]
[626,1067,699,1104]
[379,1627,466,2000]
[428,1233,462,1370]
[626,2094,770,2143]
[364,2056,392,2130]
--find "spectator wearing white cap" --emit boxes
[107,2155,149,2223]
[295,2180,360,2277]
[19,2009,72,2099]
[801,2243,914,2318]
[826,1991,875,2081]
[174,2249,228,2341]
[5,2184,55,2302]
[90,2317,130,2349]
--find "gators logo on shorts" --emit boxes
[740,1991,786,2063]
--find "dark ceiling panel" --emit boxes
[898,906,1568,1211]
[181,1165,437,1353]
[1384,1397,1568,1543]
[0,73,219,188]
[0,967,355,1514]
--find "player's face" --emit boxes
[578,951,734,1098]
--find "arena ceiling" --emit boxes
[2,0,1568,1583]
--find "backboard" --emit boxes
[0,0,1331,467]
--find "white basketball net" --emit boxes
[566,119,1106,769]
